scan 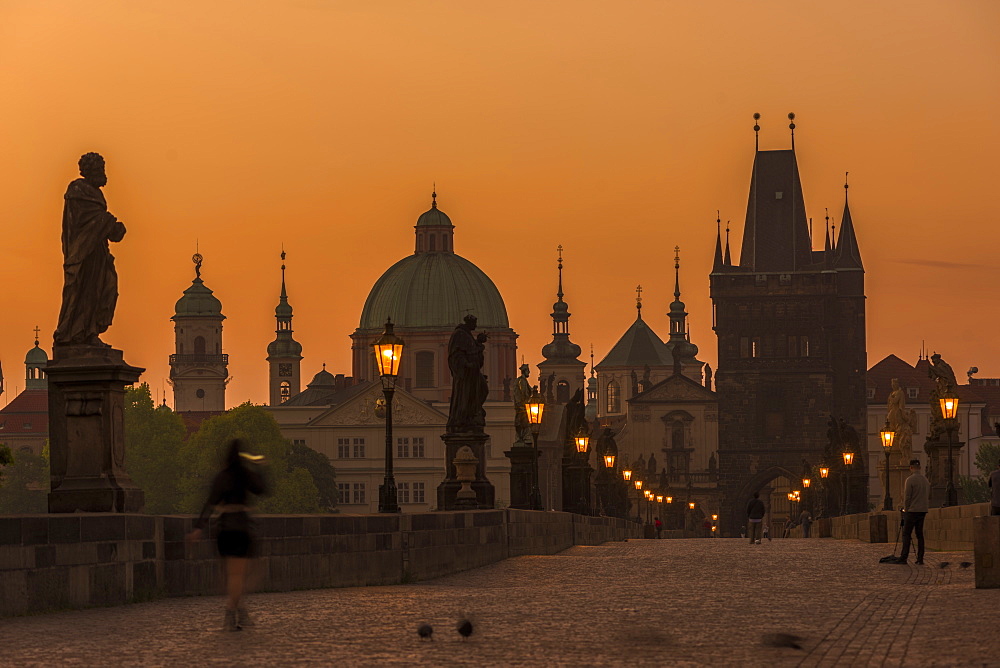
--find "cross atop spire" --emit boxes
[33,325,40,346]
[636,284,643,316]
[431,183,437,209]
[556,244,564,301]
[673,246,681,300]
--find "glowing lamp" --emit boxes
[820,467,830,479]
[574,429,590,454]
[666,496,673,503]
[525,389,545,430]
[688,502,696,510]
[656,495,663,503]
[802,478,811,488]
[843,451,855,466]
[711,514,718,521]
[940,392,959,420]
[635,479,643,490]
[879,420,895,452]
[373,318,404,381]
[604,454,616,468]
[622,469,632,482]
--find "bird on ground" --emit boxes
[960,562,973,569]
[417,624,433,641]
[938,562,950,569]
[457,619,474,640]
[762,633,804,650]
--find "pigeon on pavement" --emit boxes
[457,619,474,639]
[417,624,433,641]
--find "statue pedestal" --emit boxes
[561,454,592,516]
[877,460,910,511]
[504,443,538,510]
[437,432,494,510]
[47,346,145,513]
[924,437,965,507]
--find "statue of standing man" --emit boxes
[446,315,489,434]
[512,363,533,444]
[54,153,126,348]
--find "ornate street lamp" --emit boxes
[373,318,404,513]
[574,429,590,454]
[656,495,664,503]
[525,387,545,510]
[622,469,632,482]
[802,478,811,488]
[603,454,616,468]
[940,390,960,506]
[879,419,895,510]
[688,501,696,510]
[842,450,855,515]
[666,496,673,504]
[819,467,829,479]
[634,478,643,523]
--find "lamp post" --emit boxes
[634,479,643,523]
[525,388,545,510]
[373,318,404,514]
[819,467,829,518]
[802,477,811,514]
[842,450,854,515]
[940,390,960,506]
[879,419,896,510]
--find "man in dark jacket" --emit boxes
[746,492,766,544]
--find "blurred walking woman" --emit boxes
[187,439,268,631]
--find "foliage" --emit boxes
[0,444,13,468]
[288,441,337,511]
[176,403,321,514]
[0,448,49,513]
[957,442,1000,504]
[124,384,187,513]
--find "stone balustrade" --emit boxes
[0,510,639,617]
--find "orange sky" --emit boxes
[1,1,998,407]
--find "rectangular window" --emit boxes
[397,437,409,458]
[415,351,435,388]
[907,388,919,400]
[352,483,366,505]
[413,482,426,504]
[398,482,410,504]
[336,482,350,505]
[751,337,760,358]
[292,439,306,447]
[740,337,750,359]
[353,437,365,459]
[801,336,810,357]
[337,438,350,459]
[412,437,425,458]
[787,336,798,358]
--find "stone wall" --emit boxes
[0,510,639,617]
[787,503,991,551]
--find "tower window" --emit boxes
[415,351,435,388]
[751,338,760,358]
[279,381,291,403]
[672,421,684,449]
[429,234,437,251]
[278,363,293,377]
[556,380,569,404]
[194,336,206,354]
[607,381,620,413]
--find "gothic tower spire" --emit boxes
[539,244,585,404]
[268,248,303,405]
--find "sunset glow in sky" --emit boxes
[2,1,998,406]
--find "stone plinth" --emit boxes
[504,444,538,510]
[561,454,592,516]
[923,437,964,507]
[438,432,494,510]
[46,347,145,513]
[974,515,1000,589]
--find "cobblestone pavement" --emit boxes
[1,538,997,667]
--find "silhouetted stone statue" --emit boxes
[630,370,639,397]
[658,467,669,490]
[446,315,489,434]
[512,363,532,444]
[647,453,657,476]
[633,454,646,475]
[54,153,126,348]
[564,388,586,453]
[928,353,957,392]
[708,452,717,474]
[887,378,915,461]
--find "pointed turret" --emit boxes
[665,247,702,381]
[539,245,585,404]
[712,212,724,271]
[724,221,732,266]
[268,250,304,405]
[25,326,48,390]
[834,174,863,270]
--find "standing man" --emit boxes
[746,492,766,544]
[988,459,1000,516]
[892,459,930,565]
[799,508,813,538]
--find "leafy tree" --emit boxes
[0,447,48,513]
[288,441,337,511]
[124,384,187,513]
[958,442,1000,504]
[0,444,13,467]
[177,403,321,514]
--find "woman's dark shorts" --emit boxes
[217,530,252,557]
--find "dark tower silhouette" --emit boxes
[710,114,867,534]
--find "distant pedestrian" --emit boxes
[740,525,747,538]
[799,509,813,538]
[989,460,1000,516]
[746,492,766,544]
[186,439,269,631]
[654,518,663,538]
[762,524,771,541]
[891,459,930,565]
[782,515,795,539]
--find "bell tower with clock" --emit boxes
[170,252,229,412]
[267,251,303,405]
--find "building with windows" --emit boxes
[264,193,515,512]
[0,333,50,456]
[710,125,868,533]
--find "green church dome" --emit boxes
[25,342,48,365]
[174,278,225,319]
[359,252,509,330]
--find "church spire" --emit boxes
[541,245,581,363]
[267,248,303,405]
[712,211,724,271]
[635,284,643,319]
[834,172,863,270]
[724,221,732,266]
[667,247,700,375]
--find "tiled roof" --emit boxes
[597,317,672,369]
[0,389,49,435]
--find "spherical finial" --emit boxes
[787,112,795,120]
[753,112,760,120]
[192,252,203,266]
[753,112,760,133]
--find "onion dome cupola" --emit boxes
[538,246,586,404]
[25,326,48,389]
[267,251,304,406]
[170,252,229,413]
